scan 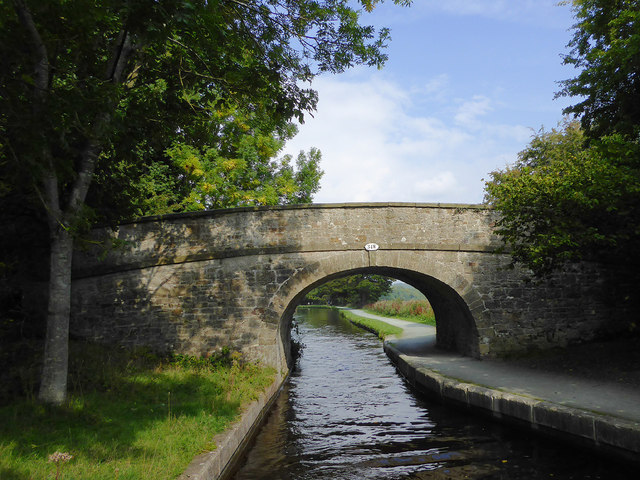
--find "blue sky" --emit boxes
[283,0,579,205]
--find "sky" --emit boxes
[282,0,579,205]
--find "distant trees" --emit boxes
[484,0,640,277]
[380,282,426,301]
[305,275,394,308]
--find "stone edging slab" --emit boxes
[384,342,640,463]
[177,374,287,480]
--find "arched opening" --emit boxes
[279,266,479,369]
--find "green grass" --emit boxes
[0,343,275,480]
[364,300,436,326]
[340,310,403,339]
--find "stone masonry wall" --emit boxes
[70,203,629,372]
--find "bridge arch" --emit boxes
[278,265,479,368]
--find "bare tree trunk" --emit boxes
[38,227,74,404]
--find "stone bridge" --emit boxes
[71,203,621,373]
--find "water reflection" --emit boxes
[232,307,632,479]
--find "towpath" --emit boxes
[349,309,640,461]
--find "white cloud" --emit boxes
[454,95,492,128]
[283,72,531,205]
[278,1,573,205]
[414,172,458,197]
[416,74,451,102]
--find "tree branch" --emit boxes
[62,27,137,216]
[167,36,227,83]
[12,0,49,99]
[42,154,64,232]
[11,1,64,230]
[106,28,134,84]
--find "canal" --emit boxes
[232,307,631,479]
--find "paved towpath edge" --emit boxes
[349,309,640,463]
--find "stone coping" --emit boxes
[177,373,287,480]
[383,342,640,464]
[108,202,490,227]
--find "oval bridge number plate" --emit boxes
[364,243,379,251]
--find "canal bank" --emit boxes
[180,308,640,479]
[363,311,640,463]
[178,373,287,480]
[228,307,638,479]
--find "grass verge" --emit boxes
[296,304,339,310]
[364,300,436,326]
[340,310,403,339]
[0,342,275,480]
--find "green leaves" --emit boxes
[487,1,640,276]
[2,0,409,225]
[558,0,640,138]
[485,120,640,275]
[104,96,324,217]
[305,275,393,307]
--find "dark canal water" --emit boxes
[232,308,634,479]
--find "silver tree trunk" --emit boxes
[38,229,74,405]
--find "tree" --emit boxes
[0,0,411,405]
[91,104,324,217]
[484,120,640,275]
[380,281,426,301]
[485,0,640,277]
[305,275,393,307]
[557,0,640,139]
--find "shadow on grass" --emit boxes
[0,342,268,478]
[0,467,29,480]
[2,373,241,461]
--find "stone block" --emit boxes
[441,378,468,406]
[394,355,414,382]
[466,384,494,411]
[494,393,536,423]
[532,403,596,441]
[414,367,444,398]
[594,417,640,453]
